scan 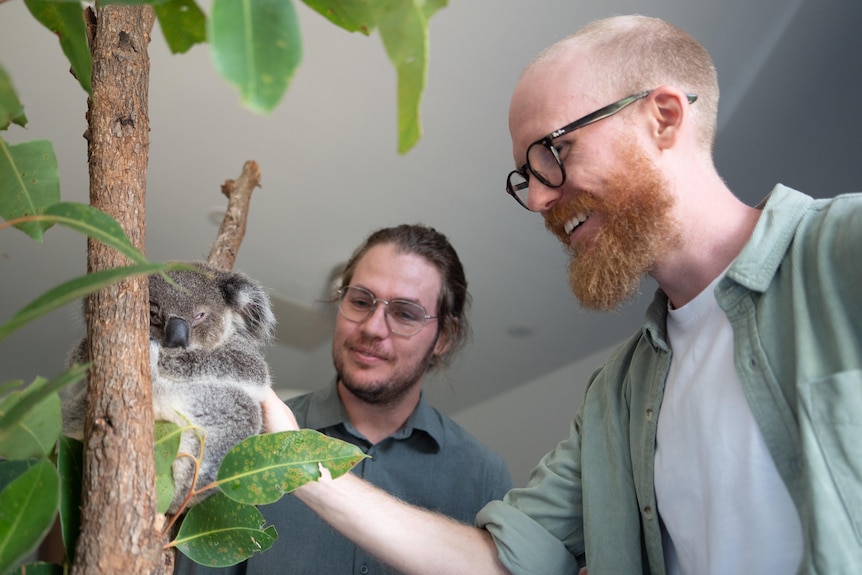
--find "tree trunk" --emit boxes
[74,5,163,574]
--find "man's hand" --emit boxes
[262,388,300,433]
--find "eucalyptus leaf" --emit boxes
[375,0,429,153]
[422,0,448,20]
[23,0,93,95]
[41,202,148,264]
[57,436,83,564]
[174,492,277,567]
[0,65,27,129]
[154,0,207,55]
[210,0,302,114]
[0,138,59,241]
[216,430,367,506]
[0,460,36,493]
[0,380,25,397]
[155,421,182,514]
[300,0,376,34]
[0,459,59,575]
[0,262,183,341]
[0,368,86,442]
[0,379,62,459]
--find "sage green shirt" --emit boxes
[477,185,862,574]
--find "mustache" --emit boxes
[346,336,390,359]
[543,193,604,244]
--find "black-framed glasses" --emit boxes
[506,90,698,210]
[337,286,438,337]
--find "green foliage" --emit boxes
[0,65,27,129]
[0,459,60,574]
[218,430,369,505]
[0,138,59,241]
[155,421,182,514]
[0,379,366,571]
[6,562,64,575]
[23,0,93,95]
[210,0,303,115]
[154,0,207,54]
[56,436,83,565]
[0,380,62,459]
[173,492,277,566]
[0,262,187,341]
[0,372,86,457]
[0,0,444,570]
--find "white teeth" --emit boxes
[563,212,588,235]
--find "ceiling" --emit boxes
[2,0,861,416]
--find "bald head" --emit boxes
[520,15,719,151]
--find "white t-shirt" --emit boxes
[654,273,802,575]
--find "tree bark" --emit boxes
[208,160,262,271]
[74,5,163,574]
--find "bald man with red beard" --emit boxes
[261,15,862,575]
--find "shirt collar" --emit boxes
[303,382,444,450]
[641,184,811,352]
[726,184,812,293]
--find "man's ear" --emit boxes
[647,86,688,150]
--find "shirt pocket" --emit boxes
[806,369,862,542]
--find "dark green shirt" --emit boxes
[175,384,513,574]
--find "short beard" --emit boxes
[334,337,437,405]
[545,136,680,311]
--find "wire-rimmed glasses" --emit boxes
[337,286,437,337]
[506,90,698,210]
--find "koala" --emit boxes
[61,261,276,515]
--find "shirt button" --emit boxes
[643,506,654,520]
[360,565,369,574]
[645,409,654,421]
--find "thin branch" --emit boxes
[207,160,262,272]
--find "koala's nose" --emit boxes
[164,317,190,348]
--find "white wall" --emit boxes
[452,344,616,487]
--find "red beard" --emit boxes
[544,136,681,311]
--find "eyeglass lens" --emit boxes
[507,139,563,208]
[338,286,430,336]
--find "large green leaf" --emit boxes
[301,0,376,34]
[23,0,93,95]
[0,138,59,241]
[0,65,27,130]
[0,459,59,575]
[41,202,147,264]
[155,421,182,514]
[216,430,367,506]
[375,0,431,154]
[0,262,182,341]
[154,0,207,55]
[210,0,303,115]
[0,460,35,493]
[174,492,277,567]
[0,379,63,460]
[57,436,83,566]
[0,201,147,265]
[0,369,86,450]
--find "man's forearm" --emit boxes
[294,469,510,575]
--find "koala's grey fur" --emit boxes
[61,262,276,515]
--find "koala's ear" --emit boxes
[219,272,277,343]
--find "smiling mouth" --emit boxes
[563,210,590,236]
[352,345,387,362]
